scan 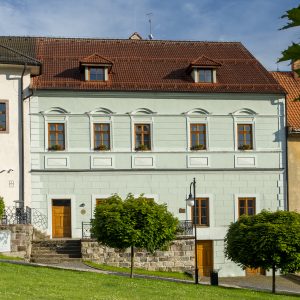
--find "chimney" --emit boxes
[292,60,300,79]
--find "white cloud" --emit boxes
[0,0,298,70]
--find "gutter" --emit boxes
[19,64,27,208]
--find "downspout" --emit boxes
[20,64,27,209]
[284,95,289,211]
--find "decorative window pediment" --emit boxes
[88,107,115,115]
[184,108,210,115]
[41,107,70,115]
[129,108,157,115]
[232,108,257,116]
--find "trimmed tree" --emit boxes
[224,210,300,293]
[278,5,300,76]
[91,193,179,278]
[0,196,4,220]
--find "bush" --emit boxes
[0,196,5,219]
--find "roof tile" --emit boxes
[271,71,300,130]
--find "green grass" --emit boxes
[84,260,193,280]
[0,253,23,261]
[0,262,298,300]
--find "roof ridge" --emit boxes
[0,35,243,44]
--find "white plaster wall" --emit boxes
[0,66,31,208]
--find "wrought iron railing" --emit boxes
[177,220,193,236]
[1,206,31,225]
[81,220,193,239]
[1,206,47,230]
[31,208,48,230]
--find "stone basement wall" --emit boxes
[82,237,195,272]
[0,224,33,261]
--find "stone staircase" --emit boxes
[30,239,82,264]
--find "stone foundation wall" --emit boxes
[81,237,195,272]
[0,224,33,260]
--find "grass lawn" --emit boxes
[84,260,193,280]
[0,262,298,300]
[0,253,23,260]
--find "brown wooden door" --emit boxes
[52,200,71,238]
[246,267,265,276]
[197,240,213,277]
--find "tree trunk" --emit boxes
[130,245,134,278]
[272,265,276,294]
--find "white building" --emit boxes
[0,42,41,208]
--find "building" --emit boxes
[0,36,286,277]
[271,63,300,212]
[0,40,41,208]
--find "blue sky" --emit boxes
[1,0,299,70]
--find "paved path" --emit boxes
[0,259,299,295]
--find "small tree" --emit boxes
[225,210,300,294]
[91,194,179,278]
[278,5,300,76]
[0,196,4,220]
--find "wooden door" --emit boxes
[52,199,71,238]
[197,240,213,277]
[246,267,265,276]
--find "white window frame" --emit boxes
[44,117,68,152]
[85,66,108,81]
[234,118,256,151]
[186,115,210,152]
[90,120,113,152]
[131,119,154,152]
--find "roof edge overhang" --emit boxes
[0,63,41,76]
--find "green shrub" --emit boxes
[0,196,5,219]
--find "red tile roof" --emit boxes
[0,36,284,94]
[80,53,113,65]
[271,71,300,131]
[190,55,221,67]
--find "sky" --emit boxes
[0,0,299,71]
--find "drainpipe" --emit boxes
[19,64,27,209]
[284,96,289,211]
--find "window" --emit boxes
[191,198,209,226]
[190,124,206,150]
[238,197,256,217]
[89,67,105,81]
[0,102,8,132]
[237,124,253,150]
[134,124,151,151]
[96,199,106,206]
[199,69,213,83]
[48,123,65,150]
[94,123,110,151]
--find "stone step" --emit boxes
[31,253,82,259]
[32,240,81,246]
[30,239,82,264]
[31,245,81,251]
[31,258,82,264]
[31,248,81,255]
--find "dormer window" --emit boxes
[188,56,221,84]
[89,67,105,81]
[199,69,213,83]
[80,54,113,82]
